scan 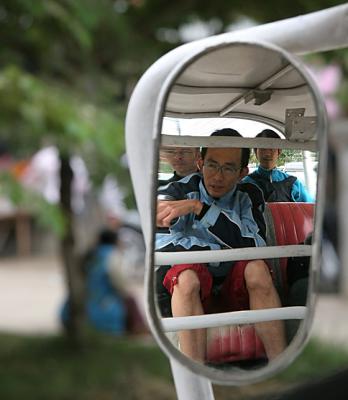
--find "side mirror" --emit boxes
[126,40,327,384]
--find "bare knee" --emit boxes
[244,260,273,293]
[174,269,201,298]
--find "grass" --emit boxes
[0,333,347,400]
[215,338,348,399]
[0,333,175,400]
[278,339,348,381]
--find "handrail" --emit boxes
[161,135,317,151]
[155,244,311,266]
[161,306,307,332]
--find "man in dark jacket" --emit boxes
[158,146,200,186]
[243,129,314,202]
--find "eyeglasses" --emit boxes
[203,160,241,177]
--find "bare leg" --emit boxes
[171,269,206,362]
[244,260,286,361]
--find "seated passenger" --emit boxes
[243,129,314,202]
[158,146,200,186]
[61,229,147,335]
[156,128,286,363]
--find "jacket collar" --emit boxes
[199,178,237,207]
[257,165,277,179]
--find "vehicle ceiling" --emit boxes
[164,44,317,140]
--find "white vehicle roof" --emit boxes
[164,43,316,135]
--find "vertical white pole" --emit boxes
[332,120,348,298]
[337,146,348,298]
[170,358,215,400]
[303,150,317,197]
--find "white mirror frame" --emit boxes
[125,4,348,386]
[151,40,326,384]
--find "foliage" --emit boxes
[0,0,346,348]
[0,65,124,163]
[0,333,175,400]
[333,50,348,114]
[0,63,132,231]
[1,0,347,188]
[1,1,347,89]
[0,333,347,400]
[278,339,348,381]
[304,49,348,115]
[216,338,348,398]
[249,149,304,166]
[0,171,66,236]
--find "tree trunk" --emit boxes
[59,153,87,344]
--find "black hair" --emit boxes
[254,129,281,154]
[201,128,250,169]
[98,229,118,245]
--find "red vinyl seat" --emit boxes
[206,202,314,364]
[265,202,314,295]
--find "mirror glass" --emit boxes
[152,42,323,379]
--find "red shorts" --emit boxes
[163,261,270,312]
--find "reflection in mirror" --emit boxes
[153,43,322,377]
[159,119,318,201]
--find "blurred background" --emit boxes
[0,1,348,399]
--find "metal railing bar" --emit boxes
[155,244,312,266]
[161,135,317,151]
[161,306,307,332]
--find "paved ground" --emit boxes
[0,255,347,350]
[0,256,65,335]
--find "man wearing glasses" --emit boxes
[156,128,286,364]
[159,146,200,186]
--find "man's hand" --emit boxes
[157,199,203,227]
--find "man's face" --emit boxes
[256,148,281,170]
[198,148,247,198]
[161,147,200,177]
